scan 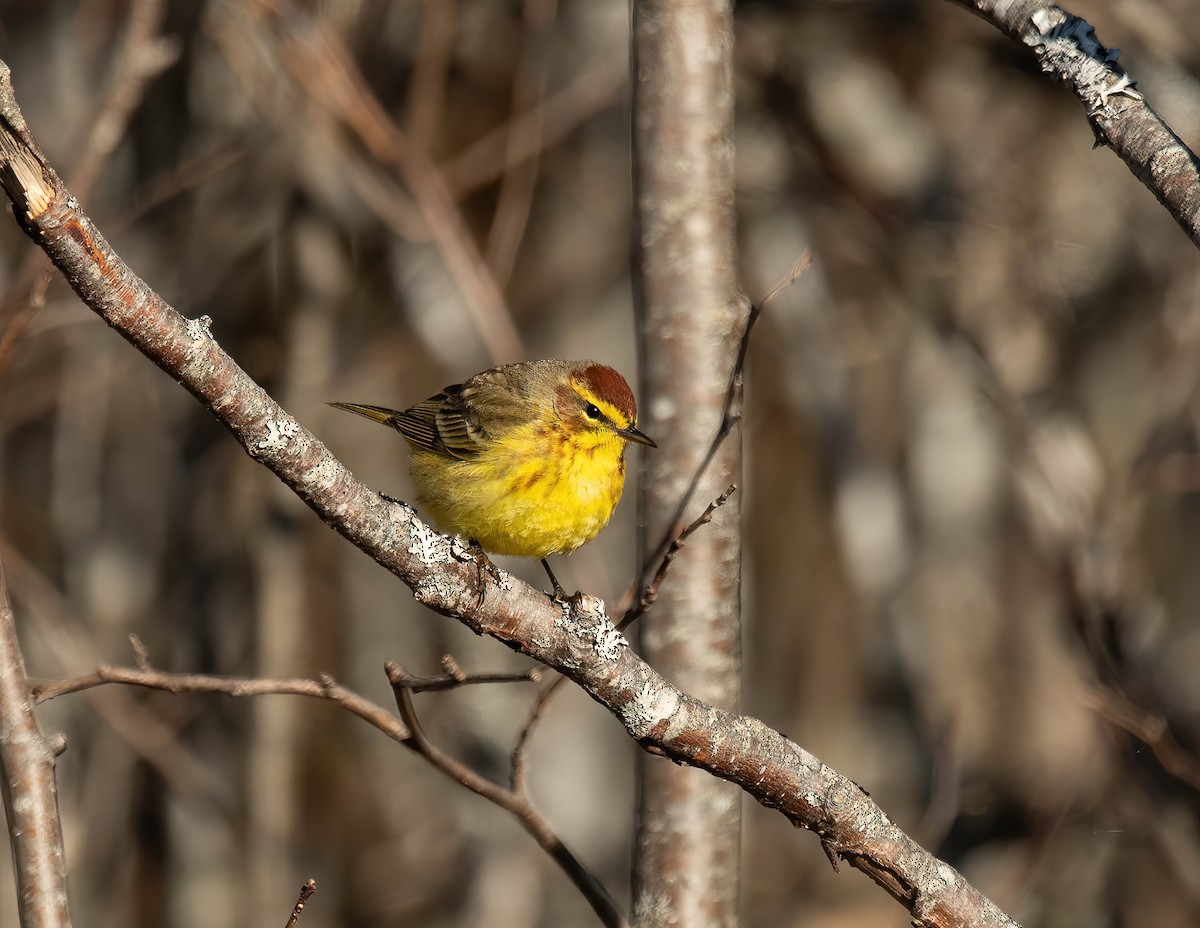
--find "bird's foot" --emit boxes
[541,558,583,607]
[468,540,504,609]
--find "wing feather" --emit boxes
[340,362,554,460]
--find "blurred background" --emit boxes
[1,0,1199,925]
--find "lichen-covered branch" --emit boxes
[0,59,1018,928]
[948,0,1200,246]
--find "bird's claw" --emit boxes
[551,587,585,609]
[539,558,583,605]
[468,541,503,609]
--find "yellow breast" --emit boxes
[408,422,628,559]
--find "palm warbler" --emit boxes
[331,359,655,594]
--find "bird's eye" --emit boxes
[584,403,602,420]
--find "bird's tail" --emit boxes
[327,402,402,426]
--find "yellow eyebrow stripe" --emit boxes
[573,384,632,429]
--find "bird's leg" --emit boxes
[540,558,582,605]
[469,540,504,608]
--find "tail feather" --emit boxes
[328,402,402,426]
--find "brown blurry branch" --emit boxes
[34,666,411,743]
[0,558,72,928]
[0,59,1019,928]
[444,58,627,197]
[948,0,1200,246]
[211,0,523,364]
[0,0,175,370]
[483,0,557,287]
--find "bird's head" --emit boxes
[556,362,657,449]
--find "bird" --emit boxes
[330,359,656,599]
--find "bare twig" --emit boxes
[509,672,563,794]
[34,666,413,743]
[1084,684,1200,794]
[390,656,542,693]
[36,653,608,924]
[214,0,524,364]
[283,879,317,928]
[389,663,629,928]
[0,556,73,928]
[512,486,737,786]
[637,253,811,594]
[619,483,737,630]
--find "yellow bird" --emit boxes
[331,359,656,596]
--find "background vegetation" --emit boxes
[1,1,1199,925]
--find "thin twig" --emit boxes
[33,666,413,745]
[36,654,612,926]
[636,253,811,594]
[619,483,737,631]
[283,879,317,928]
[389,663,629,928]
[510,673,563,794]
[511,258,807,797]
[388,656,542,693]
[511,485,737,784]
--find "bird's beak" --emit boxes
[618,425,657,448]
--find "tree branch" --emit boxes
[389,665,629,928]
[282,879,316,928]
[36,656,622,926]
[0,557,72,928]
[948,0,1200,246]
[0,58,1018,928]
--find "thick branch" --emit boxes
[631,0,743,922]
[0,59,1018,928]
[949,0,1200,246]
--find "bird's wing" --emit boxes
[391,393,453,455]
[433,383,490,458]
[395,366,539,460]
